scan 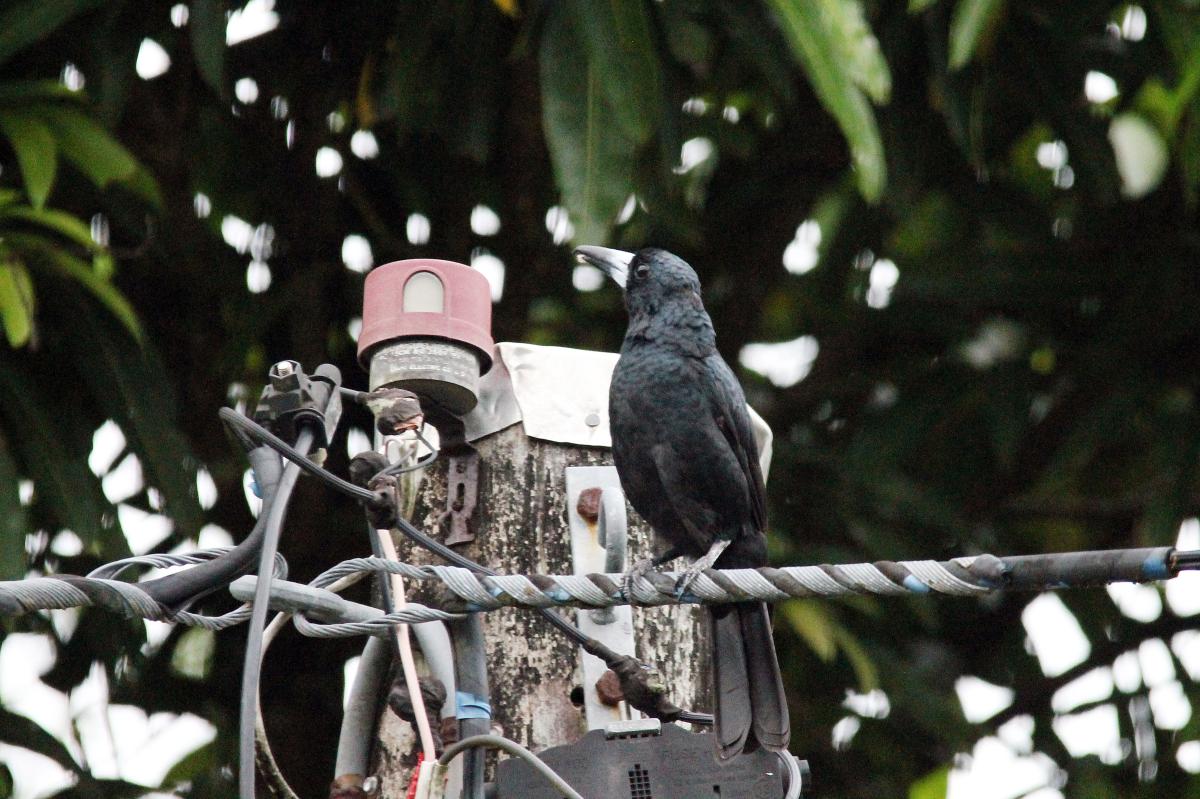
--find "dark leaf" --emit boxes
[0,110,57,209]
[0,707,79,774]
[0,0,106,67]
[190,0,227,98]
[539,2,640,244]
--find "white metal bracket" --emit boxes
[565,465,637,730]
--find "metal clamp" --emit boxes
[591,491,627,625]
[439,448,480,546]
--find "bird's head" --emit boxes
[574,246,704,317]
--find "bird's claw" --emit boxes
[673,565,706,600]
[621,557,657,602]
[673,539,731,600]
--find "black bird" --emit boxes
[574,245,790,761]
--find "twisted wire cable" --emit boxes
[1,546,1192,638]
[2,548,289,630]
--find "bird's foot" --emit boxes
[621,557,657,603]
[674,539,731,599]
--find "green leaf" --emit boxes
[780,600,838,661]
[93,250,114,280]
[170,627,215,679]
[0,256,35,347]
[0,0,106,67]
[948,0,1006,70]
[569,0,662,145]
[64,304,203,538]
[0,80,78,103]
[0,367,118,551]
[540,3,639,244]
[0,707,80,774]
[0,431,31,579]
[37,105,160,205]
[908,0,941,11]
[1,204,99,251]
[832,625,880,691]
[0,111,57,208]
[819,0,892,104]
[8,236,141,341]
[909,765,950,799]
[161,740,219,786]
[190,0,227,98]
[767,0,887,201]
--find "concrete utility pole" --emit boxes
[352,258,777,796]
[371,372,710,789]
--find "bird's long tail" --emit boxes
[711,601,790,761]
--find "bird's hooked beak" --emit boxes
[574,246,633,289]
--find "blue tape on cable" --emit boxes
[903,575,930,593]
[1143,555,1170,580]
[457,691,492,720]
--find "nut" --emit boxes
[577,487,602,523]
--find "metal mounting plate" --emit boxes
[566,465,636,730]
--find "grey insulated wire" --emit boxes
[238,427,314,799]
[218,408,602,650]
[334,635,392,781]
[437,734,587,799]
[6,546,1199,625]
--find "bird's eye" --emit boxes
[633,263,650,280]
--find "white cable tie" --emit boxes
[902,560,988,595]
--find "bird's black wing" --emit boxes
[702,354,767,534]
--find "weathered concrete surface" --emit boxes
[372,423,710,792]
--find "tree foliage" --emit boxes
[3,1,1200,797]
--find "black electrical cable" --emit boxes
[239,428,314,799]
[1174,549,1200,570]
[449,616,490,799]
[139,445,284,609]
[219,408,375,501]
[224,410,715,725]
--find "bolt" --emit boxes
[274,361,294,377]
[585,411,601,428]
[595,669,624,706]
[577,487,602,523]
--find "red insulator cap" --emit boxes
[358,259,494,372]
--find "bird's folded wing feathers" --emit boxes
[702,356,768,532]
